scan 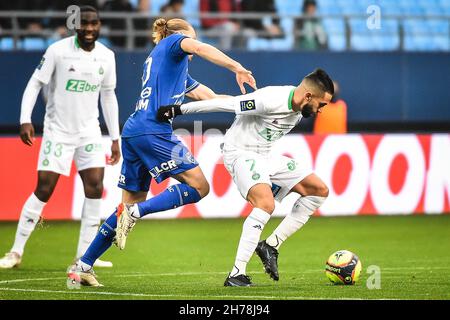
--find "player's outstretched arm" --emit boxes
[186,84,231,101]
[157,97,239,123]
[157,90,266,122]
[180,38,257,94]
[19,77,44,146]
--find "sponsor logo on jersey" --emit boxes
[66,79,99,92]
[149,160,178,179]
[134,88,152,112]
[258,128,285,142]
[62,56,81,60]
[140,87,152,99]
[37,57,45,70]
[185,152,196,164]
[271,119,293,129]
[84,143,102,152]
[240,99,256,112]
[99,66,104,75]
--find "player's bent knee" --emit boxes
[250,199,275,214]
[197,181,210,199]
[34,190,51,203]
[257,201,275,214]
[317,184,329,197]
[34,184,57,202]
[84,181,104,198]
[247,184,275,213]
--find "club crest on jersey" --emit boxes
[240,99,256,112]
[185,152,196,164]
[149,160,178,179]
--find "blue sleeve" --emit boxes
[185,74,200,93]
[168,34,189,59]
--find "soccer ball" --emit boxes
[325,250,362,285]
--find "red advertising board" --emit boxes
[0,134,449,221]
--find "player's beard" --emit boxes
[77,30,99,47]
[301,104,314,118]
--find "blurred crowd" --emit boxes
[0,0,328,51]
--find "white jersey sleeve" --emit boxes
[222,86,301,155]
[20,77,44,124]
[181,89,266,115]
[101,52,117,90]
[181,86,294,116]
[100,89,120,140]
[235,86,296,115]
[32,45,56,85]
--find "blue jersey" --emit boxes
[122,34,199,137]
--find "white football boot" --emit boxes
[93,259,113,268]
[70,258,113,270]
[67,261,103,287]
[115,203,137,250]
[0,252,22,269]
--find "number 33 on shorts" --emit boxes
[37,135,105,176]
[37,139,65,172]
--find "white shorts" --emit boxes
[223,149,313,202]
[37,131,105,176]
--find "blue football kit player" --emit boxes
[69,18,257,286]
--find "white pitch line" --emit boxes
[0,287,373,300]
[0,272,385,300]
[110,271,266,278]
[0,277,56,285]
[1,267,448,300]
[0,271,280,285]
[7,266,450,276]
[1,266,448,284]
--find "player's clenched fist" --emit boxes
[20,123,35,146]
[157,105,182,123]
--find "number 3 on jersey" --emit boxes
[142,57,153,86]
[135,57,153,112]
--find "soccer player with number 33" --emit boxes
[0,6,120,270]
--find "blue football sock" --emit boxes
[80,210,117,267]
[137,183,201,217]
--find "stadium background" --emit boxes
[0,0,449,221]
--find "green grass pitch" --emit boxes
[0,215,449,300]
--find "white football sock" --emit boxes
[129,204,141,220]
[11,193,46,256]
[76,198,102,258]
[266,196,326,250]
[230,208,271,276]
[78,259,93,271]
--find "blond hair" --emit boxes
[152,18,192,44]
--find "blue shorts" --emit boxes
[118,134,198,192]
